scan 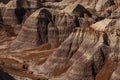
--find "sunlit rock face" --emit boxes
[90,19,113,31]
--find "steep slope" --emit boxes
[9,8,52,51]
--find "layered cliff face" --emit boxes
[32,26,105,78]
[0,0,120,80]
[2,0,42,35]
[9,9,75,51]
[9,3,93,51]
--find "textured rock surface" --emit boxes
[32,27,106,80]
[9,8,52,50]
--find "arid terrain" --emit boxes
[0,0,120,80]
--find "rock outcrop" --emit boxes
[9,2,93,51]
[31,26,106,80]
[9,8,52,51]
